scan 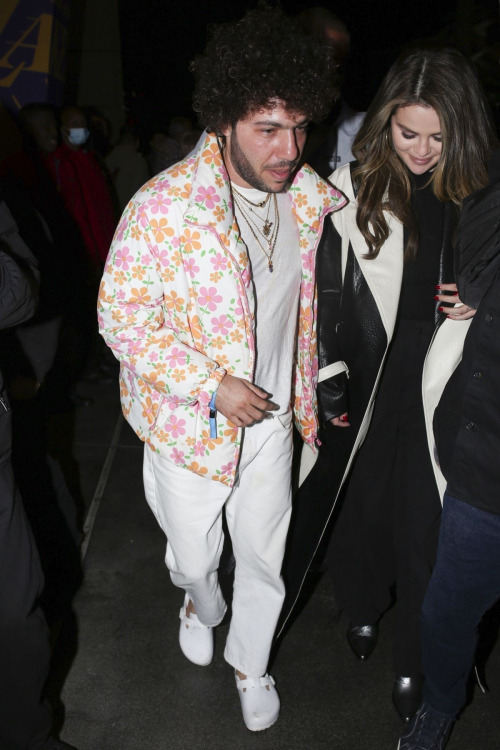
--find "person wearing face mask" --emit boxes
[279,46,496,725]
[53,106,116,268]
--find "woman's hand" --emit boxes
[435,283,477,321]
[331,413,350,427]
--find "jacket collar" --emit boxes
[185,132,346,246]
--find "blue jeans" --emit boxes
[421,492,500,716]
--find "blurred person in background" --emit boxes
[148,116,193,175]
[105,124,150,212]
[298,6,365,179]
[0,194,78,750]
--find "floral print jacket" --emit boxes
[98,133,346,486]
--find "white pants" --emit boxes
[143,412,293,677]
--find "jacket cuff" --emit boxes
[317,371,348,422]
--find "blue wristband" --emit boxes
[209,390,218,439]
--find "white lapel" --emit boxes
[329,164,404,343]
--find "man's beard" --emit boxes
[229,128,295,193]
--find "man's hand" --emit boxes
[215,374,278,427]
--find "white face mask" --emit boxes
[68,127,89,146]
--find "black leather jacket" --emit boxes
[316,162,457,428]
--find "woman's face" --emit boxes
[391,104,442,175]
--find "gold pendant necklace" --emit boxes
[233,192,279,273]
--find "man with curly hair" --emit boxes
[99,3,346,731]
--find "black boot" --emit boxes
[347,623,379,661]
[393,675,424,723]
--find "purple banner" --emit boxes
[0,0,70,113]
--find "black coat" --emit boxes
[278,162,459,635]
[434,176,500,515]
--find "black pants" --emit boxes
[0,404,53,750]
[328,319,442,676]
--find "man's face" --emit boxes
[222,102,309,193]
[61,108,88,146]
[28,111,58,154]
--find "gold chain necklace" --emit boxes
[232,187,274,238]
[233,192,280,273]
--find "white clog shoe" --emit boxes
[178,593,214,666]
[235,672,280,731]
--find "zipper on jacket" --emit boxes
[0,396,9,412]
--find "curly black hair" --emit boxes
[191,2,340,133]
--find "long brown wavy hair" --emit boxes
[352,47,495,260]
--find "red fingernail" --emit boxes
[434,295,440,300]
[341,414,348,422]
[435,285,442,289]
[439,307,444,311]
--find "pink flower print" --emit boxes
[194,441,206,457]
[115,246,134,271]
[241,266,251,288]
[124,302,140,315]
[167,395,182,410]
[151,390,160,402]
[158,249,170,267]
[195,185,221,210]
[301,252,314,272]
[211,315,233,335]
[165,415,186,439]
[149,351,159,362]
[116,289,126,300]
[171,236,181,249]
[210,253,228,272]
[303,282,314,299]
[170,447,185,464]
[141,254,152,264]
[127,340,145,356]
[221,462,233,475]
[234,299,244,317]
[116,216,128,242]
[137,206,149,228]
[183,257,200,279]
[167,347,187,368]
[148,194,172,215]
[198,286,223,312]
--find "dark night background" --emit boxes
[117,0,499,139]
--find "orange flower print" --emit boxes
[216,354,230,368]
[187,461,208,476]
[211,336,225,350]
[171,251,183,267]
[215,175,224,189]
[181,229,202,253]
[201,430,223,451]
[114,271,126,285]
[130,225,142,240]
[150,218,174,243]
[210,272,221,284]
[299,238,308,249]
[142,396,159,425]
[130,287,151,305]
[306,206,316,219]
[317,182,327,195]
[188,363,198,374]
[219,232,230,248]
[189,315,203,340]
[167,162,189,178]
[202,142,222,167]
[180,183,191,200]
[295,193,308,208]
[230,329,243,343]
[213,206,225,222]
[131,265,145,280]
[186,436,196,447]
[167,186,181,197]
[161,267,175,283]
[224,421,238,443]
[172,369,186,383]
[164,291,185,312]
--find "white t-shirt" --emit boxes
[231,183,302,415]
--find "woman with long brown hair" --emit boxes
[279,46,497,723]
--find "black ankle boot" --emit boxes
[347,623,379,661]
[393,675,424,723]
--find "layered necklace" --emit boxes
[232,187,280,273]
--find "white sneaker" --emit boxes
[235,672,280,731]
[178,593,214,666]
